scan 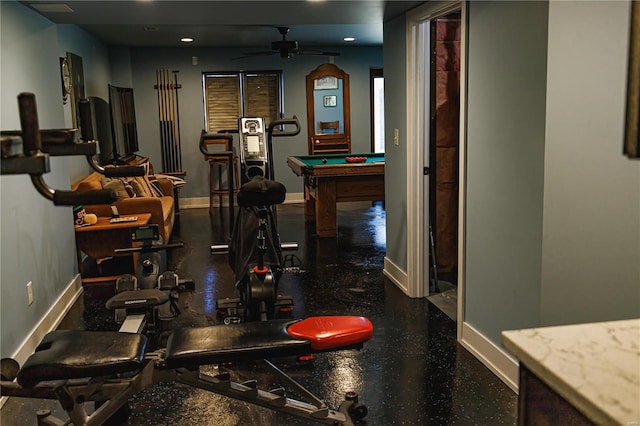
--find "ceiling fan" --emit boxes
[235,27,341,60]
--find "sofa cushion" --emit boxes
[101,176,130,200]
[75,179,102,192]
[98,175,163,199]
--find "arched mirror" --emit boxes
[306,63,351,155]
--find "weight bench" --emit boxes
[1,316,373,426]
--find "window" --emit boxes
[370,68,385,153]
[203,71,283,132]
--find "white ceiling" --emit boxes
[21,0,425,49]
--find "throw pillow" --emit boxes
[130,178,152,197]
[100,176,130,200]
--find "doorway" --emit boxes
[424,11,461,323]
[405,1,464,326]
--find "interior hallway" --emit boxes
[1,202,517,425]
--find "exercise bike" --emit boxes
[206,116,301,324]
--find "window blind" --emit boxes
[203,71,282,133]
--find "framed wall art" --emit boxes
[66,52,85,129]
[323,95,337,107]
[624,1,639,159]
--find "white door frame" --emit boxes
[405,0,466,338]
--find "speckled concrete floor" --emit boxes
[1,202,517,425]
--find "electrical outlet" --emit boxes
[27,281,34,305]
[394,128,399,146]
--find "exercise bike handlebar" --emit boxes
[199,131,234,157]
[268,116,300,137]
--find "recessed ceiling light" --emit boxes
[343,37,356,42]
[181,37,193,43]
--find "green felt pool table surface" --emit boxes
[287,153,385,178]
[292,153,384,166]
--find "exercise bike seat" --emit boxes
[164,316,373,368]
[237,176,286,207]
[15,330,147,388]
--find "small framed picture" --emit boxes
[323,95,337,107]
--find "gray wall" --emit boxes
[382,15,408,271]
[0,1,112,358]
[465,1,548,344]
[118,46,382,198]
[540,0,639,325]
[464,0,639,350]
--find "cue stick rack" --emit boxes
[154,69,183,173]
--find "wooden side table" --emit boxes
[74,213,152,285]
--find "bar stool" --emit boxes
[199,131,239,217]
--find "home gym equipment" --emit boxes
[1,94,374,426]
[106,224,192,336]
[1,93,146,206]
[1,315,373,425]
[113,223,186,289]
[210,116,302,324]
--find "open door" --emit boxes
[428,12,461,297]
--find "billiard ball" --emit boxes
[322,158,327,164]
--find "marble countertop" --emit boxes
[502,318,639,426]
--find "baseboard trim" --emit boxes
[179,193,304,210]
[283,192,304,204]
[383,256,410,296]
[179,197,209,209]
[1,274,83,408]
[459,321,519,393]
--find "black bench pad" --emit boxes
[17,330,147,388]
[164,316,374,368]
[165,320,309,368]
[105,288,169,310]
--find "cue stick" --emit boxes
[172,70,182,171]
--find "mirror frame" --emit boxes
[305,63,351,155]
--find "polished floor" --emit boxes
[1,202,517,425]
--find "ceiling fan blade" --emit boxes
[296,50,341,57]
[234,26,341,60]
[241,50,278,56]
[232,51,277,60]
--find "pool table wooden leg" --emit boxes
[303,183,315,222]
[314,180,337,237]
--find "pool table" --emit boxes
[287,153,385,237]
